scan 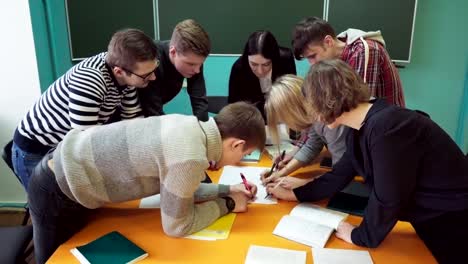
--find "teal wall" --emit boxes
[30,0,467,153]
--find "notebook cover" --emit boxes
[327,192,369,216]
[71,231,148,264]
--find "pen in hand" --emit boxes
[240,173,253,198]
[265,150,286,198]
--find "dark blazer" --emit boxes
[228,47,296,120]
[293,99,468,247]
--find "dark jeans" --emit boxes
[28,152,91,264]
[412,209,468,264]
[11,142,45,190]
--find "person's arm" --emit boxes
[137,81,165,117]
[280,47,297,75]
[293,149,357,202]
[228,61,245,104]
[160,161,229,237]
[193,183,230,202]
[120,88,143,119]
[67,68,107,129]
[351,132,420,247]
[187,66,208,121]
[294,126,325,165]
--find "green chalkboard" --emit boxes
[66,0,416,62]
[327,0,417,62]
[158,0,324,54]
[66,0,155,60]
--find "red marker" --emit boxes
[240,173,253,197]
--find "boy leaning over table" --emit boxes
[28,102,265,263]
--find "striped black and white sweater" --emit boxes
[14,52,142,153]
[53,115,231,237]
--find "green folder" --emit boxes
[70,231,148,264]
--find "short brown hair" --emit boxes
[106,28,158,71]
[292,17,336,60]
[214,102,266,151]
[170,19,211,57]
[304,59,370,123]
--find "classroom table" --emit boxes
[47,152,436,263]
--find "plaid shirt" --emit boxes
[297,38,405,148]
[340,37,405,107]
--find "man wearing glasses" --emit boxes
[12,28,158,190]
[138,19,210,122]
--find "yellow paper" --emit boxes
[185,213,236,240]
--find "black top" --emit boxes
[293,99,468,247]
[138,41,208,121]
[227,47,296,120]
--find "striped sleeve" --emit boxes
[120,88,143,119]
[67,66,107,129]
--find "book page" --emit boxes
[273,215,333,248]
[245,245,306,264]
[218,166,277,204]
[312,248,373,264]
[290,203,348,230]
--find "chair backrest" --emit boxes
[207,96,228,114]
[2,140,14,172]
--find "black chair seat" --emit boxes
[0,225,33,263]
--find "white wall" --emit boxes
[0,0,41,203]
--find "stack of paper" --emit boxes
[245,245,306,264]
[218,166,278,204]
[185,213,236,240]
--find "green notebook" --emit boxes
[241,149,262,162]
[70,231,148,264]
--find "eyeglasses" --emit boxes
[120,60,160,81]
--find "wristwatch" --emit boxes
[222,197,235,212]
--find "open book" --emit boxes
[273,203,348,248]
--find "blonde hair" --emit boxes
[265,74,314,144]
[170,19,210,57]
[304,59,370,123]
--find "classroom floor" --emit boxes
[0,207,35,264]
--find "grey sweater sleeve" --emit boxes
[160,161,228,237]
[294,125,325,164]
[193,183,230,202]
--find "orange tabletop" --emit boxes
[47,152,436,263]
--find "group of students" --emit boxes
[9,16,467,264]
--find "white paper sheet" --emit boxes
[218,166,277,204]
[245,245,306,264]
[139,194,160,208]
[312,248,373,264]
